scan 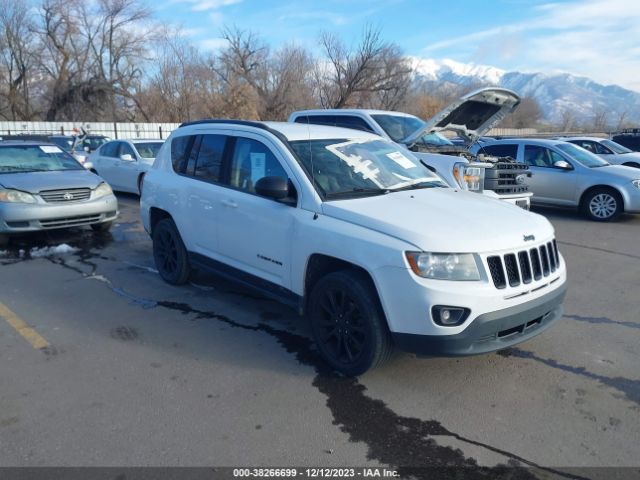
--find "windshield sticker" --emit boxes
[39,145,63,154]
[386,151,416,169]
[326,141,384,187]
[250,152,266,184]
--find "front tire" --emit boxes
[308,270,394,376]
[582,188,622,221]
[152,218,191,285]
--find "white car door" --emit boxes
[522,144,578,205]
[216,133,297,288]
[111,142,141,193]
[94,141,121,188]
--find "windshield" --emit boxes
[0,145,84,173]
[290,138,445,198]
[557,143,609,168]
[601,139,633,154]
[371,114,453,146]
[134,142,163,159]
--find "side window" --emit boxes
[593,142,612,154]
[170,135,195,173]
[193,134,226,183]
[119,142,136,158]
[297,115,336,127]
[573,140,595,152]
[229,138,287,194]
[524,146,566,168]
[482,144,518,158]
[335,116,375,133]
[101,142,119,158]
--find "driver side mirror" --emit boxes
[120,154,134,162]
[554,160,573,170]
[84,146,90,152]
[255,176,289,200]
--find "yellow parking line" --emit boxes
[0,302,49,350]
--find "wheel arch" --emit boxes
[579,184,625,211]
[303,254,384,318]
[149,207,173,234]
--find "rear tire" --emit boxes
[581,187,622,221]
[308,270,394,376]
[152,218,191,285]
[91,221,112,233]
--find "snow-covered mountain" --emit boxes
[411,58,640,126]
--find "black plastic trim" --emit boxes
[188,251,302,310]
[392,283,567,357]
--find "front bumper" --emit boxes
[393,282,566,356]
[0,194,118,233]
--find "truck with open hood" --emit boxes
[289,87,532,209]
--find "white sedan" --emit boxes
[562,137,640,168]
[89,139,164,194]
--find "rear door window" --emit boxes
[171,135,196,173]
[193,134,227,183]
[481,144,518,158]
[101,142,120,158]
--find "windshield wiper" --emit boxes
[389,181,442,192]
[325,187,390,198]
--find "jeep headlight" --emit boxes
[632,179,640,189]
[405,252,481,281]
[453,163,484,193]
[0,188,37,204]
[93,182,113,198]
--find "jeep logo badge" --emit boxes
[63,192,74,200]
[523,234,535,242]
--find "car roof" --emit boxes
[0,140,60,147]
[484,138,567,147]
[291,109,415,118]
[558,136,607,142]
[179,120,381,142]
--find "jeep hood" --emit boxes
[402,87,521,147]
[321,188,552,253]
[0,170,103,193]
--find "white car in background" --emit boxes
[560,137,640,168]
[90,139,164,194]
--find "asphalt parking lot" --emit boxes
[0,194,639,476]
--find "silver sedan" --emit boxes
[561,136,640,168]
[0,141,118,246]
[472,138,640,221]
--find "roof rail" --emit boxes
[179,119,269,130]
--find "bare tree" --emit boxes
[592,107,608,132]
[559,109,577,132]
[498,97,542,128]
[36,0,153,121]
[0,0,39,120]
[314,26,412,109]
[214,27,314,120]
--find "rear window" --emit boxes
[171,135,196,172]
[0,145,83,173]
[480,144,518,159]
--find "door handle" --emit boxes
[221,199,238,208]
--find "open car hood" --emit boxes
[402,87,521,147]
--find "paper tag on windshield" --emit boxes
[386,151,416,169]
[250,152,266,184]
[39,146,62,154]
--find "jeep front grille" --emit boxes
[486,241,560,290]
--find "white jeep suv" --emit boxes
[140,120,567,375]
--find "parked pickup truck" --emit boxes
[141,120,566,375]
[289,88,533,209]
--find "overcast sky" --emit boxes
[156,0,640,92]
